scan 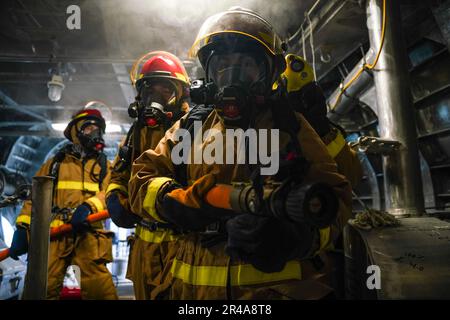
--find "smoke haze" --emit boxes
[93,0,311,60]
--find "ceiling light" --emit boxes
[52,122,122,133]
[51,122,68,131]
[47,75,65,102]
[105,123,122,133]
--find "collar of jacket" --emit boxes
[66,143,100,161]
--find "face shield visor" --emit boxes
[140,79,178,107]
[77,120,105,152]
[137,79,184,127]
[207,49,271,96]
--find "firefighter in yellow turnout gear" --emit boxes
[128,7,353,299]
[105,51,190,300]
[9,104,117,299]
[275,53,363,188]
[274,54,363,297]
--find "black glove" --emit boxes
[107,192,140,228]
[288,82,330,137]
[161,193,234,232]
[9,226,28,260]
[71,203,92,234]
[225,214,316,273]
[200,233,229,248]
[158,175,235,232]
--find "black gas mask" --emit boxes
[77,120,105,153]
[195,46,272,127]
[128,80,183,129]
[117,80,185,173]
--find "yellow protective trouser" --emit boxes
[126,229,179,300]
[47,230,118,300]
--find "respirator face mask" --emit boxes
[77,121,105,153]
[136,80,183,127]
[141,80,176,107]
[206,48,271,125]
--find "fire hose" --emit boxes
[0,180,339,261]
[0,210,110,262]
[205,180,339,229]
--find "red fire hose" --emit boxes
[0,210,110,262]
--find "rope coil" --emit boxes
[349,208,400,230]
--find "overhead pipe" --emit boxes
[287,0,347,48]
[287,0,376,121]
[327,49,375,122]
[0,89,50,123]
[0,54,135,64]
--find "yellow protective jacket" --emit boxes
[277,53,363,188]
[106,125,179,299]
[106,100,189,220]
[106,125,180,243]
[107,126,166,211]
[15,148,117,299]
[321,125,363,188]
[128,108,352,300]
[16,150,110,229]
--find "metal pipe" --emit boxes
[0,122,44,128]
[0,130,125,138]
[0,130,60,137]
[0,89,50,123]
[287,0,345,46]
[112,63,136,106]
[0,54,136,64]
[1,104,128,111]
[366,0,424,217]
[22,176,55,300]
[327,50,375,122]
